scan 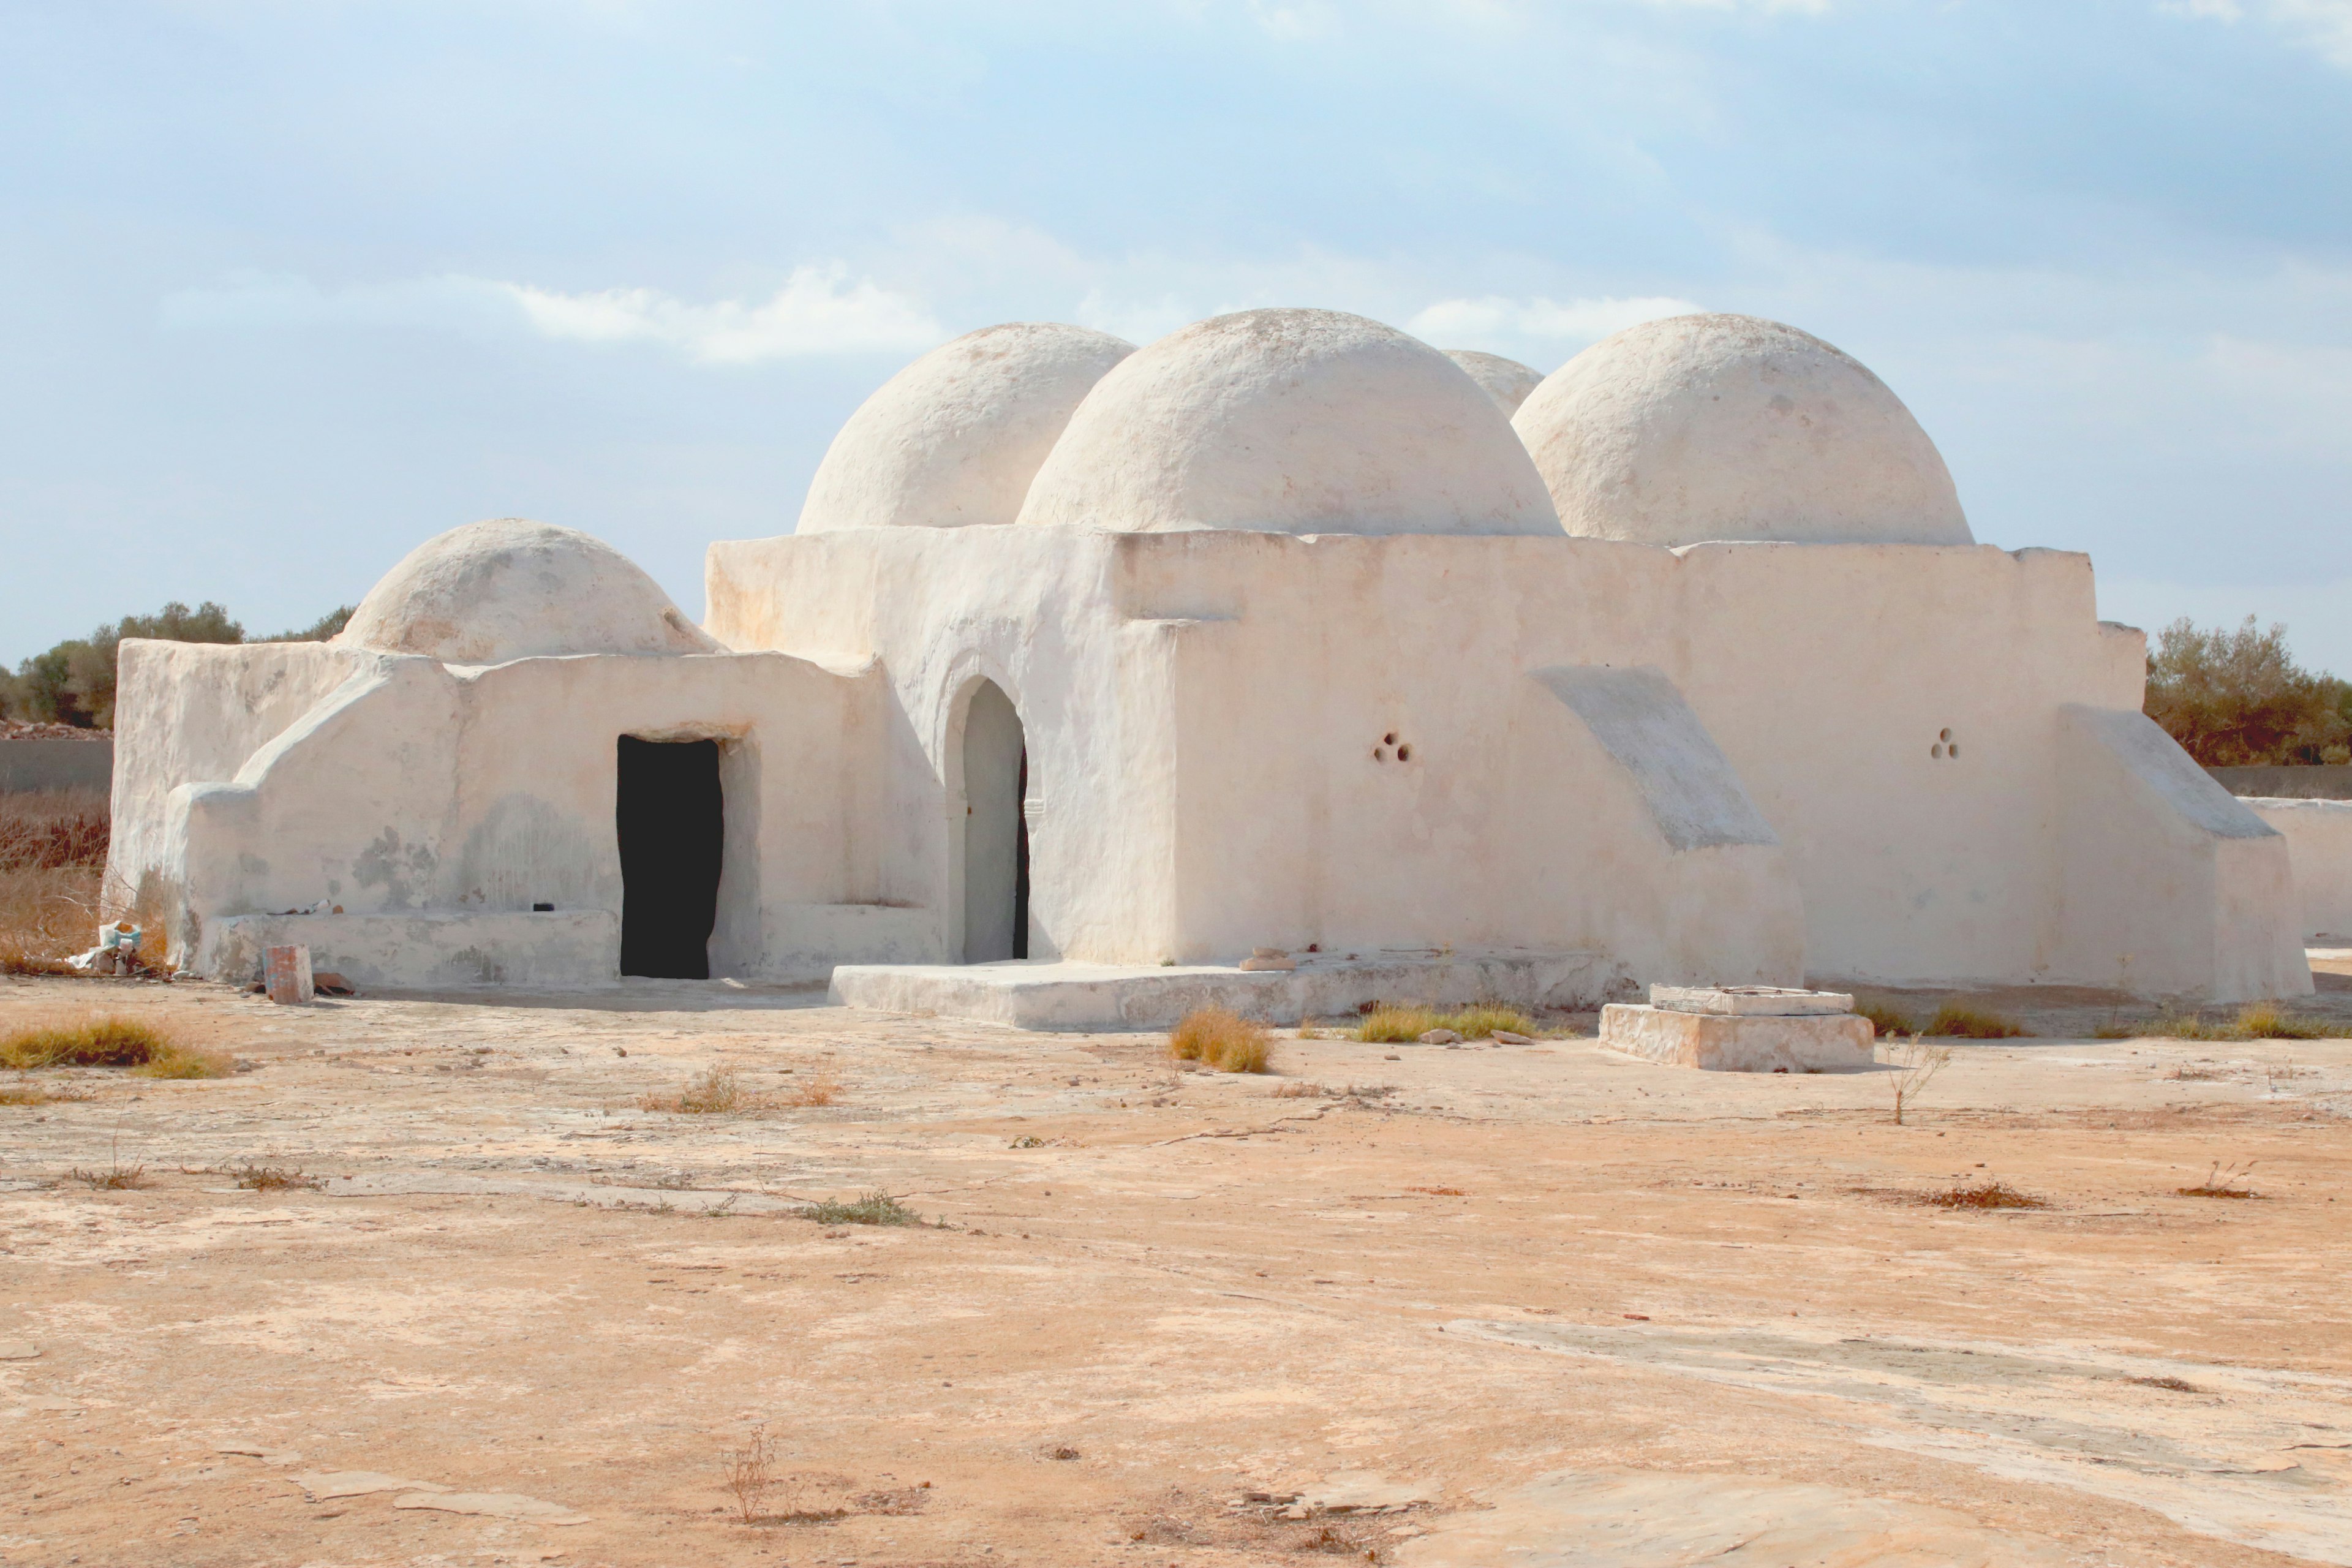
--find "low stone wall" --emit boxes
[2209,764,2352,801]
[0,737,113,794]
[193,910,621,989]
[2244,798,2352,942]
[829,949,1628,1030]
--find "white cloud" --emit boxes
[1246,0,1340,40]
[2162,0,2352,67]
[1406,293,1703,348]
[498,268,941,362]
[162,266,943,363]
[1638,0,1832,13]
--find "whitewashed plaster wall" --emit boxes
[2054,709,2309,998]
[111,640,910,982]
[110,639,363,913]
[708,526,2305,1000]
[707,526,1184,967]
[2246,798,2352,942]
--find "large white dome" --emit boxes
[1512,314,1972,548]
[1016,308,1561,537]
[796,322,1136,532]
[339,519,720,664]
[1444,349,1544,416]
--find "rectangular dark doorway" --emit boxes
[617,736,722,979]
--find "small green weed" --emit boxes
[797,1190,921,1227]
[2135,1003,2346,1042]
[1856,1000,1916,1038]
[1923,1005,2027,1039]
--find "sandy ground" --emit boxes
[4,971,2352,1568]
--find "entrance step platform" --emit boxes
[1601,984,1873,1072]
[829,949,1624,1031]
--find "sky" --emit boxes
[2,0,2348,671]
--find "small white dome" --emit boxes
[339,519,720,664]
[1017,308,1561,537]
[1444,349,1545,416]
[1513,314,1972,548]
[796,322,1136,532]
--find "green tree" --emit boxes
[2144,616,2352,766]
[5,600,356,728]
[6,601,246,729]
[265,605,355,643]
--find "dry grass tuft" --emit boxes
[1881,1034,1953,1126]
[1923,1004,2028,1039]
[0,1074,92,1106]
[0,790,109,872]
[661,1065,746,1114]
[0,865,104,974]
[2128,1003,2348,1042]
[1169,1007,1273,1073]
[776,1071,842,1107]
[639,1063,841,1114]
[0,790,164,974]
[720,1424,777,1525]
[2231,1001,2348,1041]
[134,1042,233,1079]
[1269,1080,1325,1098]
[1856,999,1915,1038]
[1353,1003,1531,1044]
[2178,1160,2262,1198]
[4,1015,170,1068]
[1922,1180,2048,1209]
[1449,1005,1533,1039]
[68,1161,148,1190]
[1352,1005,1444,1043]
[228,1163,323,1192]
[0,1014,225,1077]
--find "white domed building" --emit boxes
[1514,314,1971,548]
[111,309,2309,1010]
[1443,349,1545,416]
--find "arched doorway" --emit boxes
[962,680,1030,963]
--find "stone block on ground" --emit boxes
[1649,984,1855,1016]
[1602,1002,1873,1072]
[265,944,315,1006]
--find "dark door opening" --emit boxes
[1014,745,1030,960]
[962,680,1030,962]
[617,736,723,979]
